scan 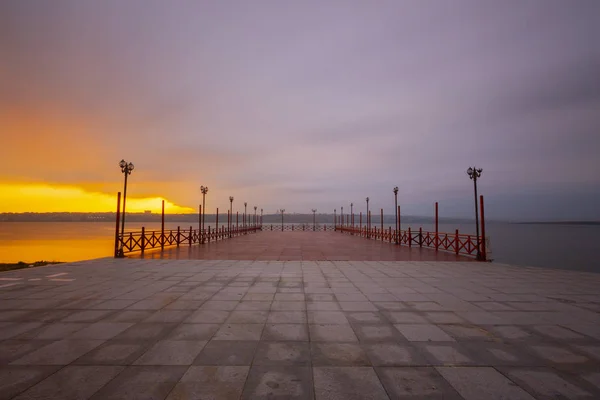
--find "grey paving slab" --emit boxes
[262,323,309,341]
[253,341,311,366]
[0,366,59,400]
[11,339,105,365]
[13,365,124,400]
[437,366,535,400]
[194,340,258,365]
[311,342,371,366]
[504,368,596,399]
[242,366,313,400]
[166,366,249,400]
[134,340,207,365]
[376,367,463,399]
[89,366,187,400]
[313,367,389,400]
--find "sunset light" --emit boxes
[0,183,194,213]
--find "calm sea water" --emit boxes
[0,221,598,273]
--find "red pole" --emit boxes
[380,208,383,241]
[435,202,439,251]
[114,192,121,258]
[161,200,165,249]
[455,229,459,255]
[480,195,487,261]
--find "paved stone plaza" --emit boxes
[1,256,600,398]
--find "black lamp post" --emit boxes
[280,209,285,231]
[244,202,247,228]
[350,203,353,228]
[393,186,398,243]
[117,159,134,257]
[334,209,336,228]
[201,186,208,242]
[467,167,483,260]
[254,206,257,226]
[260,208,263,225]
[341,206,344,228]
[312,209,317,231]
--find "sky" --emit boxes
[1,0,599,221]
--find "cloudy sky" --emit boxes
[1,0,599,220]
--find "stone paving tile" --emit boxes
[241,366,313,399]
[268,311,307,324]
[73,340,155,365]
[364,342,426,366]
[12,365,124,400]
[376,367,463,399]
[503,368,598,399]
[395,324,456,342]
[68,322,134,340]
[166,366,249,400]
[89,366,188,400]
[213,323,264,340]
[166,323,220,340]
[0,366,59,400]
[134,340,207,365]
[309,324,358,342]
[436,366,535,399]
[112,322,178,341]
[262,323,309,341]
[194,340,258,365]
[313,367,389,400]
[11,339,105,365]
[311,342,371,366]
[253,341,311,366]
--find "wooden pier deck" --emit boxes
[1,234,599,399]
[131,231,474,261]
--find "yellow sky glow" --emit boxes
[0,183,195,213]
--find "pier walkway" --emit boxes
[1,235,599,399]
[132,231,473,261]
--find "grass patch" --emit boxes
[0,261,63,272]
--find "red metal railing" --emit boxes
[334,225,485,259]
[266,224,332,232]
[116,224,261,256]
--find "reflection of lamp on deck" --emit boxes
[312,209,317,231]
[201,186,208,242]
[117,159,134,257]
[467,167,483,260]
[280,209,285,231]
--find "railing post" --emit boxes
[480,195,487,261]
[189,226,193,246]
[389,226,392,243]
[208,226,211,243]
[408,227,412,247]
[114,192,121,258]
[419,227,423,247]
[455,229,459,255]
[141,226,145,254]
[177,226,181,247]
[199,204,202,241]
[380,208,383,241]
[216,208,219,238]
[359,212,362,237]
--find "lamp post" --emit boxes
[200,186,208,241]
[229,196,234,236]
[312,209,317,231]
[341,206,344,228]
[261,208,263,225]
[254,206,257,226]
[117,159,134,257]
[280,209,285,231]
[393,187,398,243]
[244,202,247,228]
[350,203,353,228]
[334,209,336,228]
[467,167,483,260]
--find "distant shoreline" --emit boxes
[514,221,600,226]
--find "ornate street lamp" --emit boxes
[280,209,285,231]
[200,186,208,242]
[467,167,483,260]
[117,159,134,257]
[393,186,398,243]
[312,209,317,231]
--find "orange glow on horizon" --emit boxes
[0,183,194,213]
